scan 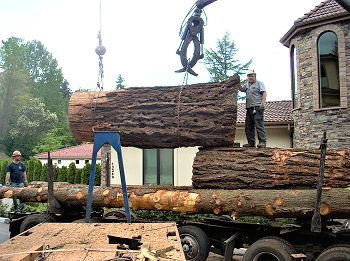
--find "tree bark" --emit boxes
[68,75,239,148]
[192,147,350,189]
[1,183,350,219]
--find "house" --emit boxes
[280,0,350,149]
[101,100,293,187]
[34,144,101,169]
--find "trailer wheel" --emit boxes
[19,213,57,233]
[178,225,210,261]
[316,244,350,261]
[243,238,296,261]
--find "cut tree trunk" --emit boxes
[68,75,239,148]
[1,183,350,219]
[192,147,350,189]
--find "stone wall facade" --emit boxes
[100,144,111,186]
[292,21,350,149]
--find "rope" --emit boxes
[177,60,190,147]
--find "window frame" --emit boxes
[290,42,300,109]
[142,148,174,185]
[312,25,347,111]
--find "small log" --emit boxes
[192,147,350,189]
[1,183,350,219]
[68,75,239,148]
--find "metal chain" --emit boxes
[177,60,190,147]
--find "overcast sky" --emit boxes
[0,0,322,101]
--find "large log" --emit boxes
[192,147,350,189]
[1,183,350,219]
[68,75,239,148]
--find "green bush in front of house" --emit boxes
[33,160,42,181]
[81,162,91,185]
[74,169,82,184]
[27,157,36,183]
[40,163,48,181]
[0,159,10,185]
[57,165,68,182]
[67,162,76,184]
[94,163,101,186]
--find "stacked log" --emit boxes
[68,75,239,148]
[192,147,350,189]
[1,183,350,219]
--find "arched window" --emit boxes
[291,45,298,109]
[317,31,340,108]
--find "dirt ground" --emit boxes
[0,222,185,261]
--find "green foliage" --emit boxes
[33,160,42,181]
[81,162,91,185]
[134,210,215,222]
[57,165,68,182]
[53,165,60,182]
[115,74,126,89]
[94,163,101,186]
[40,163,48,181]
[0,200,9,217]
[67,162,76,184]
[27,158,36,183]
[0,160,10,185]
[237,216,271,225]
[74,169,82,184]
[24,202,47,212]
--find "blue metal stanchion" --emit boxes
[85,132,131,223]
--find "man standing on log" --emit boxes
[5,150,28,212]
[238,69,267,148]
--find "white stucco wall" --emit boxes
[39,158,101,169]
[111,147,198,186]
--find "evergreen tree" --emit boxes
[0,160,9,185]
[94,163,101,186]
[33,160,42,181]
[115,74,126,89]
[67,162,76,184]
[27,158,36,183]
[53,165,60,182]
[202,31,252,87]
[40,163,48,181]
[81,162,91,185]
[57,166,67,182]
[74,169,82,184]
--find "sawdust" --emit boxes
[0,222,185,261]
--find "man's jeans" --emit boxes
[245,107,266,145]
[10,182,25,210]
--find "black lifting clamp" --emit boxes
[176,0,217,76]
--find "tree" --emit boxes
[74,169,82,184]
[40,163,48,181]
[27,158,36,183]
[115,74,126,89]
[0,160,9,185]
[57,165,67,182]
[202,31,252,83]
[33,160,42,181]
[67,162,76,184]
[81,162,91,185]
[94,163,101,186]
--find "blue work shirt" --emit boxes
[241,80,266,109]
[5,162,27,183]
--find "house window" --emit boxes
[57,159,61,164]
[143,149,174,185]
[318,31,340,108]
[76,160,80,164]
[85,160,89,164]
[291,45,298,109]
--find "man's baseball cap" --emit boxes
[247,69,257,75]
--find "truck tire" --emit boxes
[19,213,57,233]
[178,225,210,261]
[316,244,350,261]
[243,238,296,261]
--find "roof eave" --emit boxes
[280,14,350,47]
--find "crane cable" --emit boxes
[91,0,106,131]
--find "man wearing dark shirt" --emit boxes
[5,150,28,212]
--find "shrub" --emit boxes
[57,166,68,182]
[27,158,36,183]
[53,165,60,182]
[40,163,48,181]
[0,160,10,185]
[74,169,82,184]
[94,163,101,186]
[67,162,76,184]
[81,162,91,185]
[33,160,42,181]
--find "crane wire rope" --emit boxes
[90,0,105,131]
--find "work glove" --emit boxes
[260,102,265,111]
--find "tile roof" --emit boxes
[295,0,347,25]
[34,144,101,159]
[237,100,293,124]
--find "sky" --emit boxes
[0,0,322,101]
